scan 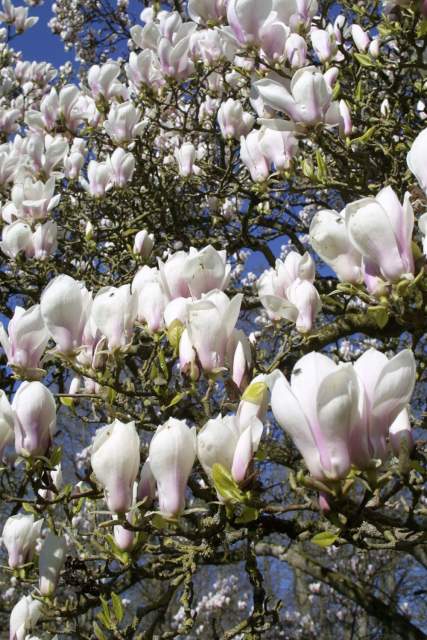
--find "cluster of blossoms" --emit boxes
[0,0,426,636]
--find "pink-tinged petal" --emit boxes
[231,417,263,483]
[137,459,156,507]
[259,20,289,61]
[345,198,407,282]
[353,348,388,409]
[149,419,196,517]
[362,258,387,296]
[197,415,240,479]
[290,67,330,124]
[309,209,362,283]
[389,408,414,456]
[286,279,321,333]
[376,186,414,273]
[270,370,324,479]
[253,78,297,118]
[113,521,135,551]
[316,364,359,479]
[259,293,298,322]
[407,128,427,194]
[227,0,272,43]
[371,349,416,441]
[290,352,336,427]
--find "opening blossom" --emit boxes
[270,349,416,482]
[310,186,415,294]
[257,251,321,332]
[197,414,263,488]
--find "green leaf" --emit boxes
[235,506,259,524]
[106,387,116,405]
[166,391,187,408]
[49,446,62,467]
[311,531,339,547]
[331,80,340,101]
[97,611,112,630]
[316,150,327,181]
[212,463,244,503]
[111,592,124,623]
[351,125,377,145]
[99,596,111,625]
[158,349,169,380]
[354,52,374,67]
[417,19,427,38]
[93,622,107,640]
[241,381,267,406]
[302,159,314,179]
[167,319,184,350]
[368,305,389,329]
[151,513,170,529]
[355,79,363,102]
[22,502,36,514]
[59,396,74,408]
[410,460,424,474]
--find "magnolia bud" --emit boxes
[237,376,269,430]
[91,420,140,514]
[38,531,67,596]
[133,230,154,259]
[113,518,135,551]
[0,304,48,375]
[0,390,14,457]
[13,382,57,457]
[92,284,138,351]
[85,221,94,240]
[351,24,370,52]
[149,418,196,517]
[137,459,156,508]
[2,513,43,569]
[40,274,92,354]
[10,595,42,640]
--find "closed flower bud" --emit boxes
[10,595,42,640]
[0,390,14,457]
[407,128,427,195]
[108,148,135,187]
[91,420,140,514]
[137,459,156,508]
[149,418,196,517]
[2,513,43,569]
[92,284,138,351]
[351,349,416,466]
[133,230,154,259]
[217,98,254,140]
[38,531,67,596]
[0,304,48,375]
[389,408,413,457]
[13,381,56,457]
[40,274,93,354]
[0,221,32,258]
[351,24,370,52]
[185,291,243,373]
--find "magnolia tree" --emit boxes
[0,0,427,638]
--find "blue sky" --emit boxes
[14,0,145,66]
[13,2,72,65]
